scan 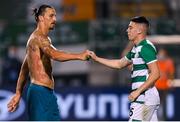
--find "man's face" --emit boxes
[41,8,57,30]
[126,21,140,41]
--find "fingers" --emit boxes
[82,50,98,61]
[86,50,94,55]
[83,50,91,60]
[128,94,135,102]
[7,97,19,112]
[8,105,16,112]
[8,100,14,112]
[11,105,18,112]
[87,51,95,58]
[8,103,18,112]
[84,50,96,61]
[128,91,140,102]
[85,55,91,60]
[7,100,16,112]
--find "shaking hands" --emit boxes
[81,50,97,61]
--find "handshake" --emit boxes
[82,50,97,61]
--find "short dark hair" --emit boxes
[130,16,149,27]
[33,4,53,22]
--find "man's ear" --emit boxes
[138,26,144,34]
[38,15,43,22]
[137,29,142,34]
[137,24,145,34]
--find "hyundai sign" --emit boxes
[0,87,179,121]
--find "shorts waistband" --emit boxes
[30,83,53,92]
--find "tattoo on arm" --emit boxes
[29,45,37,52]
[40,38,58,57]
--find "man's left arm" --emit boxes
[40,38,90,62]
[128,62,160,101]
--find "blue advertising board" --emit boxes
[0,85,179,121]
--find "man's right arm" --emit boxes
[15,55,29,96]
[7,55,29,112]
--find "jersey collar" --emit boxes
[135,39,146,47]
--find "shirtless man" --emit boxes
[7,4,90,120]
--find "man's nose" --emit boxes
[53,17,57,22]
[126,28,129,33]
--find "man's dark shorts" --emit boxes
[27,83,60,121]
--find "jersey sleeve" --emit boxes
[140,44,157,64]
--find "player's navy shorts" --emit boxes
[27,83,60,121]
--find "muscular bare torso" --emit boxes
[26,31,54,89]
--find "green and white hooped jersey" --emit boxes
[125,39,160,105]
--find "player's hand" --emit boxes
[88,51,97,61]
[128,90,141,102]
[81,50,91,61]
[7,93,21,112]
